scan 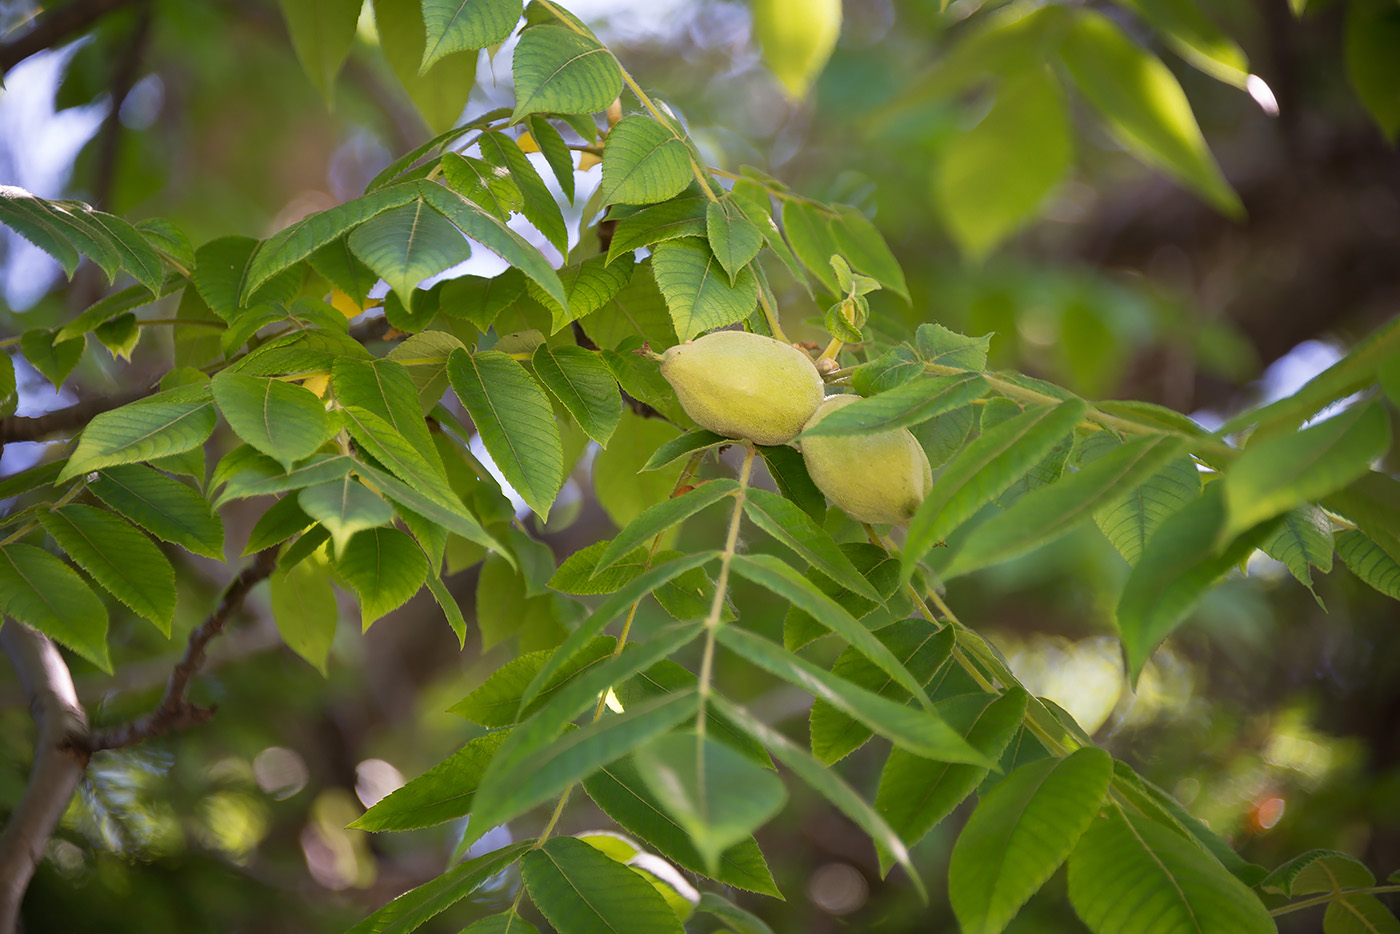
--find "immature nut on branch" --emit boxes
[801,394,933,525]
[659,330,825,446]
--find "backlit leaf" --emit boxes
[0,544,110,672]
[950,747,1113,934]
[511,25,622,119]
[448,349,564,519]
[1067,805,1274,934]
[651,238,758,341]
[38,505,175,635]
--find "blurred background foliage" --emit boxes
[0,0,1397,931]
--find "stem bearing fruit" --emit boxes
[659,330,825,446]
[800,394,933,525]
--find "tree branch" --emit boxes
[0,388,151,445]
[0,0,142,74]
[87,547,280,752]
[0,623,91,934]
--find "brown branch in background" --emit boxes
[88,547,280,752]
[0,0,141,73]
[0,387,150,445]
[0,624,91,934]
[91,0,153,210]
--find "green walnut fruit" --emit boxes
[801,395,933,525]
[659,330,824,446]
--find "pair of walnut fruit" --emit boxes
[658,330,931,526]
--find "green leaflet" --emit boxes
[269,556,338,674]
[1083,432,1202,566]
[377,0,479,133]
[944,433,1187,579]
[1336,529,1400,601]
[695,893,775,934]
[331,357,440,464]
[732,552,934,711]
[712,694,925,901]
[470,687,700,853]
[583,757,781,896]
[332,527,429,629]
[950,747,1113,934]
[715,626,991,767]
[211,371,335,470]
[810,621,957,765]
[1260,848,1375,896]
[59,396,217,483]
[276,0,360,103]
[634,732,786,875]
[450,636,616,727]
[650,237,758,341]
[345,842,533,934]
[194,235,298,320]
[705,198,763,285]
[527,255,633,333]
[875,690,1027,877]
[779,199,842,295]
[523,837,684,934]
[1059,9,1241,217]
[417,180,567,310]
[419,0,520,72]
[38,504,176,636]
[1117,483,1285,682]
[0,185,82,277]
[903,399,1087,578]
[476,130,569,255]
[1346,0,1400,143]
[742,487,881,601]
[351,732,508,831]
[641,428,731,471]
[213,451,355,506]
[242,187,418,300]
[0,544,110,672]
[592,479,739,576]
[532,345,623,445]
[606,195,709,264]
[1260,504,1334,593]
[448,349,564,520]
[797,374,988,437]
[1067,805,1274,934]
[511,25,622,119]
[522,551,717,710]
[298,477,395,555]
[89,465,224,559]
[528,115,576,202]
[757,443,827,522]
[460,912,539,934]
[1222,402,1390,543]
[346,199,470,309]
[936,69,1072,259]
[1117,0,1249,88]
[1325,895,1400,934]
[599,115,692,207]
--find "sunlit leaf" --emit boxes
[1060,9,1241,217]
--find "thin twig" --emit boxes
[87,547,280,751]
[0,0,141,73]
[0,624,91,934]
